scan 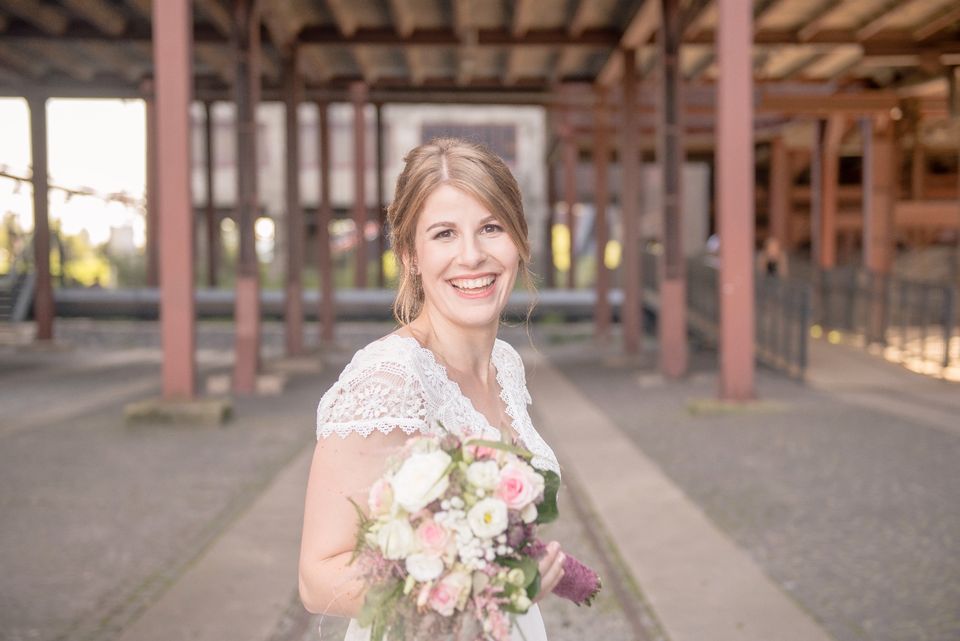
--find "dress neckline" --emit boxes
[382,333,522,446]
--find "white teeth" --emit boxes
[451,275,496,290]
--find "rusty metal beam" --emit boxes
[797,0,844,42]
[3,0,68,35]
[598,0,658,86]
[658,0,688,379]
[387,0,415,37]
[0,41,46,77]
[453,0,476,86]
[325,0,358,37]
[758,90,899,115]
[62,0,126,36]
[386,0,419,83]
[196,0,233,37]
[512,0,535,38]
[913,5,960,42]
[856,0,915,41]
[568,0,591,37]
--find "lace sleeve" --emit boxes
[499,340,532,405]
[316,356,430,440]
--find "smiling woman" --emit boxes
[300,138,566,641]
[386,137,536,327]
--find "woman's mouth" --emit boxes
[449,275,497,298]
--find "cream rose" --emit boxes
[375,518,417,560]
[467,497,509,539]
[392,449,452,513]
[405,552,444,582]
[368,478,394,517]
[466,460,501,490]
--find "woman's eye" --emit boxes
[482,223,503,234]
[433,229,453,239]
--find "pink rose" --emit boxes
[466,443,496,461]
[416,519,450,555]
[496,461,545,510]
[429,570,472,616]
[428,579,458,616]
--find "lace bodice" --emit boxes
[316,334,560,475]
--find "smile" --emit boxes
[449,274,497,298]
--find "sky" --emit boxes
[0,97,147,247]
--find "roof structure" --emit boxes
[0,0,957,102]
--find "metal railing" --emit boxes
[645,250,811,379]
[815,268,959,372]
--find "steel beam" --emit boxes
[152,0,196,398]
[716,0,755,401]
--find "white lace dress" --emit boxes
[316,334,560,641]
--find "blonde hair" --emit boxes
[387,137,538,327]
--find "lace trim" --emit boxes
[315,334,560,475]
[386,335,560,476]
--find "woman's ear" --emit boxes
[400,252,417,276]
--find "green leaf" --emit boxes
[346,497,372,564]
[357,580,403,628]
[535,470,561,524]
[464,438,533,459]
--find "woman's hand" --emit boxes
[534,540,566,603]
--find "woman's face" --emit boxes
[411,184,520,330]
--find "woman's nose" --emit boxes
[457,235,486,266]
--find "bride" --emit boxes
[299,138,565,640]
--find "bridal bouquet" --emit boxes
[349,431,601,641]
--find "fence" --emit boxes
[815,268,959,373]
[643,250,811,379]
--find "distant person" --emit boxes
[757,237,789,278]
[299,138,565,640]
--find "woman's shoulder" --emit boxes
[338,333,422,377]
[316,333,429,439]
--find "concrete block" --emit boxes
[265,355,322,375]
[124,397,232,426]
[255,372,288,395]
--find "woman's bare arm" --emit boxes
[298,429,411,618]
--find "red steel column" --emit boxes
[283,48,304,356]
[657,0,687,379]
[862,115,895,341]
[769,136,790,251]
[561,99,578,289]
[819,115,845,270]
[543,105,558,289]
[317,101,335,343]
[27,94,53,342]
[232,0,262,394]
[620,48,643,355]
[203,100,220,288]
[350,81,368,289]
[144,82,159,288]
[375,102,386,288]
[716,0,755,401]
[911,140,925,200]
[152,0,196,398]
[593,85,612,341]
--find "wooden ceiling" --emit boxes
[0,0,957,110]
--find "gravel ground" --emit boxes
[529,324,960,641]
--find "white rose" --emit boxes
[392,450,452,513]
[467,497,509,539]
[466,460,501,490]
[375,518,417,560]
[520,502,538,524]
[405,552,445,582]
